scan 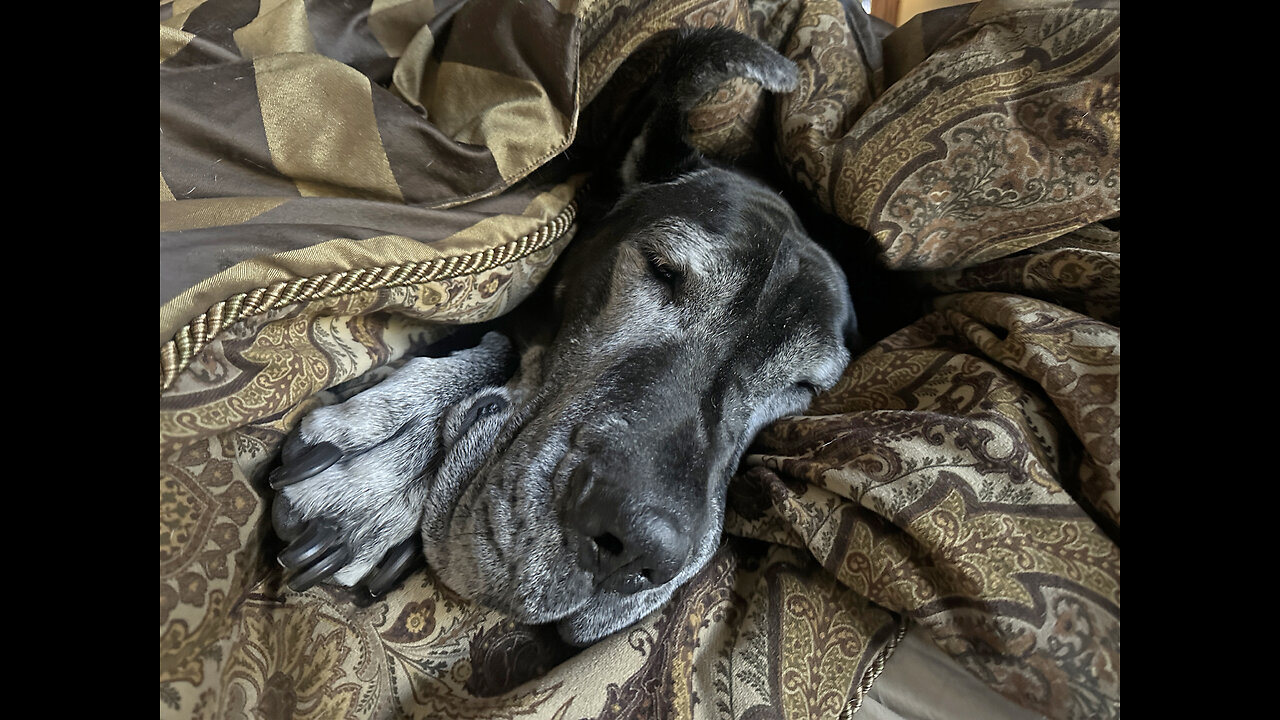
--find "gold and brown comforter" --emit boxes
[160,0,1119,717]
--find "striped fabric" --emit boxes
[161,0,584,392]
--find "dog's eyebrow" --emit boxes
[643,219,721,277]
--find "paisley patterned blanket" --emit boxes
[159,1,1119,718]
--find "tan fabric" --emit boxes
[159,1,1119,718]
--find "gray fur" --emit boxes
[271,27,857,646]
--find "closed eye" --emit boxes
[644,249,681,287]
[795,381,820,396]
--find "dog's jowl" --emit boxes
[269,27,859,646]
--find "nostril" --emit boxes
[589,535,663,585]
[569,463,694,593]
[593,533,624,557]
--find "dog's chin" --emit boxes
[433,535,597,627]
[552,581,674,646]
[424,486,600,629]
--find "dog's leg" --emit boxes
[269,331,517,594]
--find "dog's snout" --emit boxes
[568,462,692,593]
[581,514,687,593]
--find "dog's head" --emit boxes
[421,28,857,645]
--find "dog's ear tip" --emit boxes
[844,329,864,353]
[843,307,864,352]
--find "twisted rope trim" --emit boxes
[840,616,910,719]
[160,200,578,393]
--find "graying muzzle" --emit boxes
[564,444,700,594]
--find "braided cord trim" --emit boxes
[840,616,910,719]
[160,201,577,392]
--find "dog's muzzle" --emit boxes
[565,455,696,595]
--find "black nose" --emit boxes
[568,463,693,594]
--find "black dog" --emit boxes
[270,27,858,645]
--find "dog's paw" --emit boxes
[268,331,517,594]
[272,490,423,596]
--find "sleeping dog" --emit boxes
[269,27,858,646]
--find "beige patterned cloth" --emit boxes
[160,1,1119,718]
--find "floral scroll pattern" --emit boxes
[742,286,1120,718]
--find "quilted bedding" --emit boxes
[159,1,1120,718]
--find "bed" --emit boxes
[159,1,1120,718]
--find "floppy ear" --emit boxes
[611,27,798,189]
[844,305,863,353]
